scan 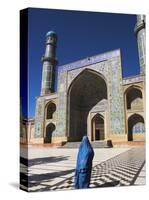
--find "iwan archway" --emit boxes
[67,69,107,142]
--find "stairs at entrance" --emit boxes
[60,140,113,148]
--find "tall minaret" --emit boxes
[134,15,146,75]
[41,31,57,95]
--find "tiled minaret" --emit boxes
[134,15,146,75]
[41,31,57,95]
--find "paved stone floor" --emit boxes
[20,146,145,192]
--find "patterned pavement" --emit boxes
[48,147,145,190]
[20,146,145,192]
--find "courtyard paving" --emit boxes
[20,146,145,192]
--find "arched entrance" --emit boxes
[128,114,145,141]
[67,69,107,141]
[44,123,56,143]
[91,114,104,141]
[125,87,143,110]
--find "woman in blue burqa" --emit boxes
[74,135,94,189]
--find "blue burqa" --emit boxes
[74,136,94,189]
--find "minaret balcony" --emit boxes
[41,56,58,64]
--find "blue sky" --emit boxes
[23,8,139,117]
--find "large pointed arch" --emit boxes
[67,68,107,141]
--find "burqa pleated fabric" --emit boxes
[74,136,94,189]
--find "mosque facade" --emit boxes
[21,15,146,145]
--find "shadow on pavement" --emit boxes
[20,155,74,190]
[20,155,69,167]
[20,169,74,188]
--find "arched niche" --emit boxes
[128,113,145,141]
[44,123,56,143]
[46,102,56,119]
[125,86,143,110]
[91,113,104,141]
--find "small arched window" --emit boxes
[46,102,56,119]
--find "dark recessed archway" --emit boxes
[46,102,56,119]
[44,123,56,143]
[128,114,145,141]
[91,114,104,141]
[67,69,107,141]
[126,87,143,110]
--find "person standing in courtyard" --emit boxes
[74,136,94,189]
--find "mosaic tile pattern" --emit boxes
[34,98,45,138]
[108,57,125,134]
[54,50,126,138]
[123,75,145,85]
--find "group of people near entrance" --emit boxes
[74,136,94,189]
